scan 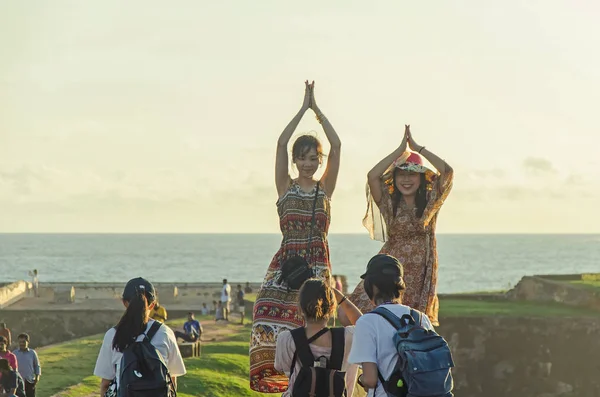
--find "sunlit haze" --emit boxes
[1,1,599,233]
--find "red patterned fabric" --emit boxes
[249,180,332,393]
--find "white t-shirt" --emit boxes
[221,284,231,302]
[274,327,358,397]
[348,304,434,397]
[93,320,186,386]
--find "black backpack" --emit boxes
[290,327,347,397]
[117,321,176,397]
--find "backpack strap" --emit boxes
[371,306,417,329]
[329,327,345,370]
[290,327,330,376]
[410,308,422,326]
[144,321,162,342]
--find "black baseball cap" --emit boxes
[122,277,156,301]
[360,254,403,279]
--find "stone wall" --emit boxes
[507,276,600,311]
[0,309,122,348]
[0,281,29,309]
[437,316,600,397]
[1,309,599,396]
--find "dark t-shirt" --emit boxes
[0,370,26,397]
[237,290,245,305]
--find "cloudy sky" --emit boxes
[1,1,599,233]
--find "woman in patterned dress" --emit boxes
[250,81,342,393]
[348,125,453,326]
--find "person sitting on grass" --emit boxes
[0,358,27,397]
[175,312,202,342]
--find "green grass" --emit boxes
[38,299,600,396]
[569,280,600,291]
[177,325,269,397]
[36,334,104,397]
[38,318,269,397]
[439,298,600,317]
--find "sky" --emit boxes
[1,0,599,233]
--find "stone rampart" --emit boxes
[0,281,29,309]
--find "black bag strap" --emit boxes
[306,181,320,264]
[144,321,162,342]
[329,327,345,370]
[290,327,330,375]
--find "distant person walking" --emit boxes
[221,279,231,321]
[250,81,342,393]
[236,285,245,325]
[13,333,41,397]
[93,277,186,396]
[28,270,39,298]
[0,323,11,350]
[348,125,453,326]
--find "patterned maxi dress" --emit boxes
[250,180,332,393]
[348,170,453,326]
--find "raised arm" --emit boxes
[406,127,453,184]
[366,125,409,205]
[276,81,312,198]
[310,82,342,197]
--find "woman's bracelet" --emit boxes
[338,295,347,305]
[316,113,327,124]
[418,146,426,154]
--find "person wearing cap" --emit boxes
[348,124,453,326]
[93,277,186,396]
[348,254,435,396]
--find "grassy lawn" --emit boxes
[439,298,600,317]
[38,316,269,397]
[38,297,599,396]
[36,335,104,397]
[569,279,600,291]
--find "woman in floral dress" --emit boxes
[348,125,453,326]
[250,81,342,393]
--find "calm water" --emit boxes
[1,234,599,292]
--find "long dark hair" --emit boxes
[112,289,154,352]
[298,278,336,322]
[392,170,428,218]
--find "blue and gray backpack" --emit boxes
[371,307,454,397]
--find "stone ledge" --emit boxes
[506,275,600,311]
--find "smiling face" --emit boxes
[294,147,321,179]
[394,169,422,196]
[0,338,6,353]
[292,135,323,179]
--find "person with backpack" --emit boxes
[93,277,186,397]
[348,255,454,397]
[274,278,362,397]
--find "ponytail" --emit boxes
[112,290,151,352]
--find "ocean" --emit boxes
[1,234,599,293]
